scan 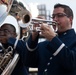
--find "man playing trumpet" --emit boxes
[25,3,76,75]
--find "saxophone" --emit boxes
[0,43,19,75]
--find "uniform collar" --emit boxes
[57,29,75,36]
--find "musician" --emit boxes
[0,23,28,75]
[25,3,76,75]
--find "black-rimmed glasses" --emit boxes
[52,13,68,19]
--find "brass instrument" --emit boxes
[32,18,57,25]
[0,0,27,74]
[0,43,19,75]
[30,18,58,31]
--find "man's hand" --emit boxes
[32,23,39,41]
[40,23,56,41]
[31,16,46,41]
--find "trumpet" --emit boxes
[31,18,58,25]
[24,17,58,32]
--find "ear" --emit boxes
[13,33,17,38]
[69,16,73,25]
[15,33,17,37]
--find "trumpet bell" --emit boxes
[9,0,32,28]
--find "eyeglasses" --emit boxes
[52,13,68,19]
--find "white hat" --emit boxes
[1,15,20,34]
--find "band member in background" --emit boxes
[0,23,28,75]
[25,3,76,75]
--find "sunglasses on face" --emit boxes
[52,13,68,19]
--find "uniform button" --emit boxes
[47,62,50,66]
[50,57,52,60]
[0,49,2,52]
[64,32,67,35]
[44,69,47,72]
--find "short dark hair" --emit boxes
[1,23,16,33]
[54,3,73,19]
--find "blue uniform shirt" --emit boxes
[26,29,76,75]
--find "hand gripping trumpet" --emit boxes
[30,18,58,31]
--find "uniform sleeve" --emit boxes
[47,36,76,70]
[25,34,39,67]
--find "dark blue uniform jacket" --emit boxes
[25,29,76,75]
[3,38,28,75]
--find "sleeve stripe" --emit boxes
[53,43,65,56]
[26,42,38,51]
[14,38,19,49]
